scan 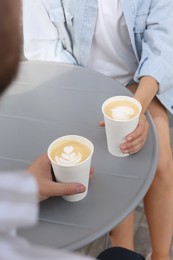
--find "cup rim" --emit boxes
[47,135,94,167]
[102,95,142,122]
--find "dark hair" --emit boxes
[0,0,20,94]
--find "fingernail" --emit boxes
[76,185,85,193]
[127,136,133,141]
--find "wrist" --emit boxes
[133,76,159,113]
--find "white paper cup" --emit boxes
[47,135,94,202]
[102,96,142,157]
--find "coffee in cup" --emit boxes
[49,139,91,166]
[48,135,94,202]
[102,96,142,157]
[103,99,140,121]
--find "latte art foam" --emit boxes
[55,145,82,166]
[112,106,135,120]
[50,139,91,166]
[103,99,140,121]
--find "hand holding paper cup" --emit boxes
[47,135,94,202]
[102,96,142,157]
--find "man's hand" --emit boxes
[28,154,94,202]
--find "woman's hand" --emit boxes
[120,113,149,154]
[99,113,149,155]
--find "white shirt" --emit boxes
[87,0,138,86]
[0,171,93,260]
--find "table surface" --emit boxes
[0,61,158,250]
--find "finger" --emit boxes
[89,167,94,179]
[121,125,148,154]
[99,121,105,127]
[128,139,145,154]
[125,139,145,154]
[37,153,50,164]
[125,115,149,142]
[48,182,86,198]
[125,123,144,142]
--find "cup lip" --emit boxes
[47,135,94,167]
[102,95,142,122]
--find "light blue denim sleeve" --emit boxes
[134,0,173,95]
[23,0,77,64]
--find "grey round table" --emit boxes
[0,61,158,250]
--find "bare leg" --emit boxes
[110,212,135,250]
[143,98,173,260]
[128,83,173,259]
[110,83,173,259]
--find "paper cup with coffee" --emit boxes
[102,96,142,157]
[47,135,94,202]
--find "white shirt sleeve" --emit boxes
[0,171,38,232]
[0,234,95,260]
[0,171,94,259]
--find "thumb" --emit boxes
[99,120,105,127]
[48,182,86,197]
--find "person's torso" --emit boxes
[45,0,152,65]
[44,0,173,113]
[86,0,138,85]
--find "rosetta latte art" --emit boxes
[55,145,82,166]
[111,106,135,120]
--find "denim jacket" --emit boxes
[23,0,173,113]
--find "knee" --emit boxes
[156,150,173,185]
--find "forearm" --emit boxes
[133,76,159,113]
